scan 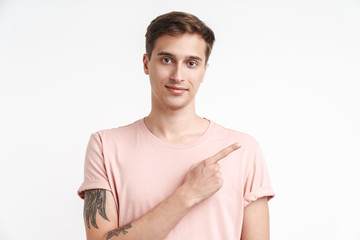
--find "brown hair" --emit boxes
[145,11,215,63]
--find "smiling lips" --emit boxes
[165,85,188,95]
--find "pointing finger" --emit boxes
[207,143,241,164]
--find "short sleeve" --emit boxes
[77,132,111,199]
[243,142,275,207]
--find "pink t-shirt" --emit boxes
[78,118,275,239]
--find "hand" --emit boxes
[179,143,241,206]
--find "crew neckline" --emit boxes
[137,117,216,150]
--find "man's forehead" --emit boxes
[152,33,207,58]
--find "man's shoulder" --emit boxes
[89,119,141,140]
[212,121,260,147]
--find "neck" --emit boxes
[144,100,209,144]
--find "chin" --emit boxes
[163,100,189,110]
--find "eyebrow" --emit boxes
[157,51,203,62]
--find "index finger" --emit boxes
[207,143,241,164]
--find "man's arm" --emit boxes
[241,197,270,240]
[84,188,192,240]
[83,143,241,240]
[84,189,119,240]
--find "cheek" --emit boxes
[149,65,168,80]
[149,70,166,90]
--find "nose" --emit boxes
[170,64,184,83]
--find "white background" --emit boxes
[1,0,359,239]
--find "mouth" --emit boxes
[165,85,188,95]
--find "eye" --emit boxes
[187,61,197,68]
[162,57,173,64]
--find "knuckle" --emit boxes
[204,158,212,166]
[215,178,223,187]
[219,178,223,186]
[189,164,196,171]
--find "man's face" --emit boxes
[143,33,208,111]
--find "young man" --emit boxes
[78,11,275,240]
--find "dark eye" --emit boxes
[162,57,172,64]
[188,61,197,67]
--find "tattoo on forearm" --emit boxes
[84,189,110,229]
[106,223,133,239]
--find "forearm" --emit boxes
[103,187,193,240]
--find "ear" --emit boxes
[143,54,149,75]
